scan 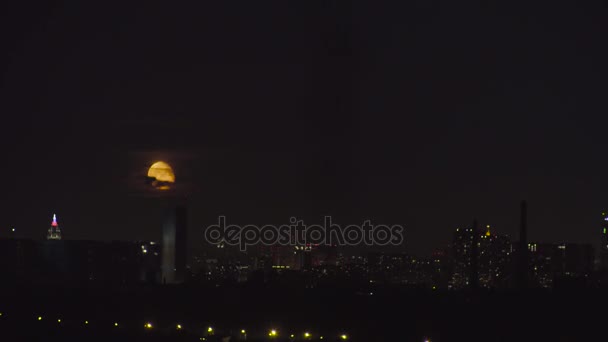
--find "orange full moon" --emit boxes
[147,161,175,190]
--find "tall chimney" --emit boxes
[518,200,528,289]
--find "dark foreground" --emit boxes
[0,283,603,341]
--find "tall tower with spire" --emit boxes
[47,214,62,240]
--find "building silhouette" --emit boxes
[528,242,594,288]
[0,238,159,287]
[516,200,529,289]
[600,212,608,271]
[161,205,188,284]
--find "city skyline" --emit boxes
[2,2,608,257]
[2,1,607,341]
[4,202,606,260]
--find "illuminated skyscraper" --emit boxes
[46,214,61,240]
[478,225,512,289]
[449,224,512,290]
[449,226,475,289]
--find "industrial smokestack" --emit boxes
[520,200,527,248]
[518,200,528,289]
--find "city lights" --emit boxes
[0,314,356,340]
[1,0,605,334]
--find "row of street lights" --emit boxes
[3,314,349,340]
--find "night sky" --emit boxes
[1,1,607,256]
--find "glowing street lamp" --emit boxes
[207,326,214,334]
[145,322,153,329]
[304,332,311,339]
[340,334,348,340]
[268,329,278,338]
[177,324,182,330]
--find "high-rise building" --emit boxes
[600,212,608,271]
[478,225,512,289]
[449,225,513,290]
[528,242,594,288]
[449,227,475,290]
[161,205,187,284]
[46,214,61,240]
